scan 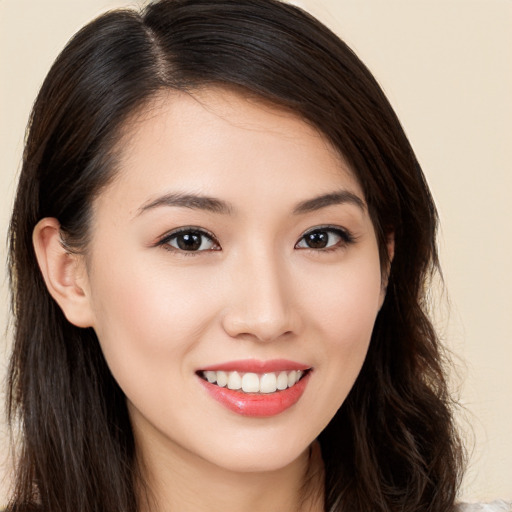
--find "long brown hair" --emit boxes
[6,1,464,511]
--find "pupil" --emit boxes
[307,231,328,248]
[177,233,201,251]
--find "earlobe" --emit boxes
[386,232,395,266]
[33,218,95,328]
[379,232,395,309]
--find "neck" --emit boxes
[135,435,324,512]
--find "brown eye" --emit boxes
[302,230,331,249]
[296,227,353,250]
[164,229,218,252]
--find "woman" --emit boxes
[4,0,468,510]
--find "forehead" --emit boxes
[98,87,364,217]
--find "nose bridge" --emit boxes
[222,244,297,342]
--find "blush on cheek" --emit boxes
[311,286,381,339]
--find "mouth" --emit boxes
[198,369,309,394]
[196,361,312,417]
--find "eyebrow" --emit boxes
[136,189,365,217]
[137,192,233,216]
[292,190,365,214]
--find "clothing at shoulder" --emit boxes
[457,501,512,511]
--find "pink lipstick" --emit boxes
[200,359,310,373]
[197,359,311,417]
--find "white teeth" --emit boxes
[204,371,217,383]
[276,371,288,390]
[216,371,228,387]
[260,373,277,393]
[227,371,242,390]
[201,369,307,394]
[242,373,260,393]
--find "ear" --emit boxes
[33,218,95,328]
[379,232,395,309]
[385,231,395,268]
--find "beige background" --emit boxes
[1,0,511,505]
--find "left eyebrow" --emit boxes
[292,190,366,215]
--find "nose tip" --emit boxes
[221,260,299,343]
[222,314,294,343]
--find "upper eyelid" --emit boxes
[299,224,352,237]
[302,224,343,232]
[156,228,221,257]
[296,225,357,247]
[155,224,354,249]
[159,224,349,237]
[159,226,218,242]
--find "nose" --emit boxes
[221,250,300,343]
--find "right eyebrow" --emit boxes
[136,192,234,217]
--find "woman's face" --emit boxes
[81,88,386,473]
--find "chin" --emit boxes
[197,432,313,474]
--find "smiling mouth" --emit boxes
[198,369,309,394]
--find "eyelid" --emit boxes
[156,226,221,252]
[295,224,356,249]
[154,224,355,254]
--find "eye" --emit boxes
[295,226,354,250]
[159,228,220,252]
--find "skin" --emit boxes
[34,88,392,512]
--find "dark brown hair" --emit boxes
[6,1,463,511]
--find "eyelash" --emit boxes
[295,225,356,252]
[156,225,356,255]
[157,227,220,256]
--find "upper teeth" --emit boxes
[202,370,305,394]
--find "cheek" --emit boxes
[88,260,219,380]
[300,253,382,418]
[87,263,225,434]
[304,252,383,346]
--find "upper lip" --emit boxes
[198,358,311,373]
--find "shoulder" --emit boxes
[457,501,512,512]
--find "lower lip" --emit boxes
[199,372,311,417]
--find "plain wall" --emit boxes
[1,0,511,505]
